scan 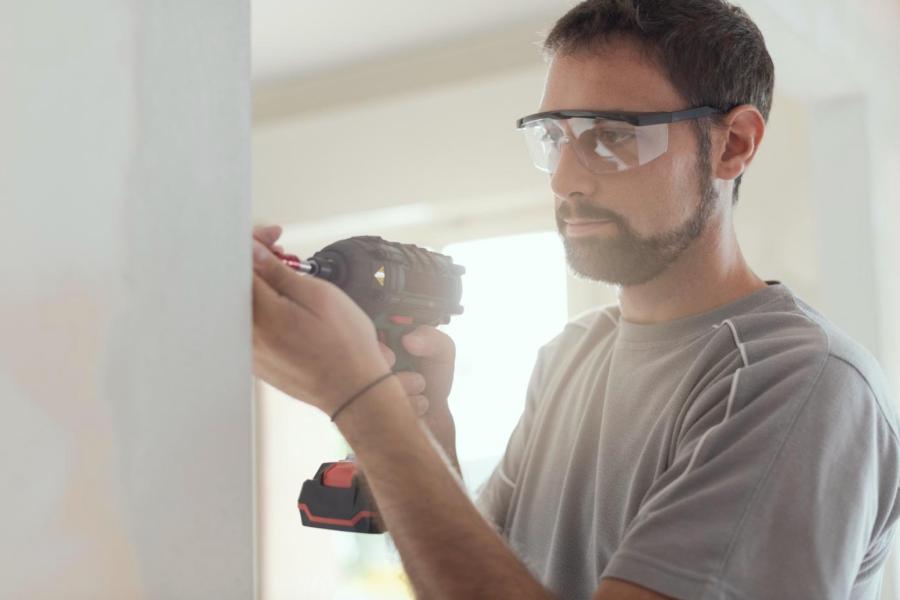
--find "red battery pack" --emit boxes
[297,460,384,534]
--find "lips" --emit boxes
[564,219,616,237]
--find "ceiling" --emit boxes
[251,0,575,85]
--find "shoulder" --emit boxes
[720,289,898,440]
[791,296,892,401]
[528,303,620,387]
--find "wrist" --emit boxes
[313,353,392,415]
[420,407,456,445]
[332,373,415,445]
[329,371,396,422]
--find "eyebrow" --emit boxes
[541,107,629,112]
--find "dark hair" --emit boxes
[543,0,774,204]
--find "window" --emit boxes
[439,230,569,493]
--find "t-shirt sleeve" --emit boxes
[474,342,549,532]
[602,351,900,600]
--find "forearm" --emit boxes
[336,376,553,600]
[419,407,463,479]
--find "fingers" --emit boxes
[253,239,330,315]
[252,272,280,330]
[395,370,426,395]
[379,342,396,367]
[253,225,287,258]
[396,326,455,411]
[252,272,312,335]
[252,272,285,341]
[395,371,428,415]
[401,325,455,364]
[408,394,429,416]
[253,224,282,247]
[379,341,429,415]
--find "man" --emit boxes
[251,1,900,598]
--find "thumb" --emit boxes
[400,326,455,409]
[253,224,282,247]
[402,326,454,364]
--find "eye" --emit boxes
[595,128,635,145]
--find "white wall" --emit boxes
[0,2,253,598]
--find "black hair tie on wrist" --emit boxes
[330,372,396,423]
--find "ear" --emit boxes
[713,104,766,182]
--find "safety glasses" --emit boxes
[516,107,723,175]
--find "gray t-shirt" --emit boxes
[475,281,900,600]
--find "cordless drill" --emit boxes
[273,235,465,534]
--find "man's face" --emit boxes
[542,41,719,286]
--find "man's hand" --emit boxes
[253,224,284,253]
[251,230,393,415]
[378,327,460,473]
[251,225,556,599]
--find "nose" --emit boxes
[550,133,597,201]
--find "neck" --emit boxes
[616,217,767,324]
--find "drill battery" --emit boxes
[297,459,384,534]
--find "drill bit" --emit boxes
[271,248,318,275]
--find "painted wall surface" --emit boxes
[0,2,253,598]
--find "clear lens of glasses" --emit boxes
[521,117,669,174]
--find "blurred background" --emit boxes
[251,1,900,599]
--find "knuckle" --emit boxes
[400,372,426,394]
[380,344,396,366]
[445,334,456,359]
[398,373,413,391]
[409,394,429,416]
[428,327,454,354]
[272,268,296,292]
[432,330,455,362]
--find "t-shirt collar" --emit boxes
[615,280,790,344]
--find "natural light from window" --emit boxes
[439,230,570,494]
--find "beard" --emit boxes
[556,139,718,286]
